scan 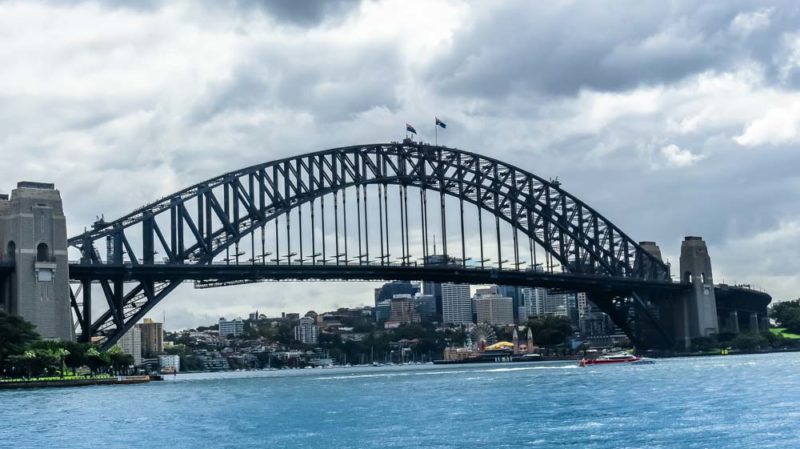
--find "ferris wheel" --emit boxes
[469,323,497,351]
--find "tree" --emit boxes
[730,333,767,351]
[85,347,111,375]
[7,350,36,378]
[526,316,573,347]
[108,346,135,375]
[761,330,785,348]
[691,336,718,352]
[27,341,73,377]
[7,348,59,378]
[0,311,41,373]
[63,341,89,375]
[771,300,800,334]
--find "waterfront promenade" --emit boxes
[2,352,799,448]
[0,374,152,389]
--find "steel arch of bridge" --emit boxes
[68,142,673,348]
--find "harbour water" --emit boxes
[3,352,800,448]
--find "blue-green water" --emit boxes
[3,353,800,448]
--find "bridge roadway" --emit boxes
[66,262,768,314]
[67,262,685,295]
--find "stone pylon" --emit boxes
[0,182,73,341]
[677,236,719,348]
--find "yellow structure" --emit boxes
[485,341,514,351]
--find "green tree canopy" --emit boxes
[526,316,574,347]
[771,300,800,334]
[730,332,767,351]
[0,311,41,369]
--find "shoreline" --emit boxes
[0,375,155,390]
[6,349,800,386]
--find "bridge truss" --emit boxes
[68,142,675,349]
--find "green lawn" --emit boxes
[771,328,800,339]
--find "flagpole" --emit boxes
[435,120,438,146]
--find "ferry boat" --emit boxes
[578,352,653,367]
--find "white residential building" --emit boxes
[219,317,244,338]
[159,354,180,373]
[294,316,319,344]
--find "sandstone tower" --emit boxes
[0,182,73,341]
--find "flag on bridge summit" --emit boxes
[406,123,417,134]
[435,117,447,129]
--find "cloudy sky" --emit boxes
[2,0,800,329]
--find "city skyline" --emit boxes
[1,1,799,329]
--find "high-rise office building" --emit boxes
[387,294,420,326]
[374,281,419,308]
[422,254,456,317]
[119,325,142,366]
[521,287,547,318]
[497,285,522,322]
[543,291,570,317]
[139,318,163,358]
[442,283,472,325]
[414,294,437,321]
[577,292,588,318]
[375,300,392,322]
[474,294,514,326]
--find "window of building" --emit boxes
[37,242,49,262]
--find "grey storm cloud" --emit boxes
[192,42,403,124]
[40,0,365,25]
[233,0,363,26]
[2,0,800,328]
[427,1,800,97]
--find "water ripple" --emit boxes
[2,353,799,448]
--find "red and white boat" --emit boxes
[578,352,653,367]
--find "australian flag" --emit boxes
[435,117,447,129]
[406,123,417,134]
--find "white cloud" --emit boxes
[729,8,772,37]
[660,143,703,167]
[734,101,800,146]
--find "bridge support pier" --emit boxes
[0,183,73,341]
[677,236,719,349]
[749,312,760,333]
[728,311,740,334]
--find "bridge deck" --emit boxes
[715,284,772,314]
[68,263,685,294]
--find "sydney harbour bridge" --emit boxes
[0,141,771,351]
